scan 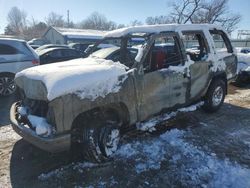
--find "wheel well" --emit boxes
[210,73,228,94]
[71,102,130,131]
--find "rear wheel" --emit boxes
[0,74,16,96]
[202,79,226,113]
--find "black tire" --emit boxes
[74,113,121,163]
[202,79,226,113]
[234,72,249,87]
[0,73,17,97]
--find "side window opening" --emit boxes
[182,32,209,62]
[143,34,182,72]
[0,44,18,55]
[50,50,62,58]
[209,30,233,53]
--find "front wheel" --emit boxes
[202,79,226,113]
[78,116,121,163]
[82,125,120,163]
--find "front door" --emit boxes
[137,33,189,121]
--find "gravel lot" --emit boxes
[0,84,250,188]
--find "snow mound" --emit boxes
[16,58,128,101]
[115,128,250,187]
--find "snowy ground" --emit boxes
[0,84,250,188]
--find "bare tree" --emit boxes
[130,20,143,26]
[117,24,126,29]
[170,0,201,24]
[24,21,48,40]
[45,12,65,27]
[167,0,241,33]
[146,16,172,25]
[5,6,27,35]
[80,12,117,30]
[192,0,241,33]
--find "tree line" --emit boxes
[4,0,241,40]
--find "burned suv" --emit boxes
[11,24,237,162]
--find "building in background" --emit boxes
[43,26,106,45]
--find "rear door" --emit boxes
[0,42,37,73]
[182,31,212,100]
[209,30,237,80]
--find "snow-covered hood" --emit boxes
[15,58,128,101]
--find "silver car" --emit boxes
[0,38,39,96]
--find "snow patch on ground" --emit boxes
[136,102,204,132]
[115,128,250,187]
[16,58,128,101]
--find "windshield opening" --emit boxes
[86,34,147,68]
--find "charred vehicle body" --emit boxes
[10,24,237,162]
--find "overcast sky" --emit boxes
[0,0,249,38]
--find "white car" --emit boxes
[0,38,39,96]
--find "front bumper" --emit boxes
[10,102,71,153]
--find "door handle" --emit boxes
[183,72,188,78]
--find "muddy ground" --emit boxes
[0,84,250,188]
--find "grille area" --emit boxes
[23,98,48,117]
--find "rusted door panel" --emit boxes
[138,70,170,120]
[189,61,210,99]
[138,69,189,121]
[168,71,189,107]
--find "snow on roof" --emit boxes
[104,24,223,38]
[54,27,106,39]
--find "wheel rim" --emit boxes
[0,76,16,96]
[212,86,223,106]
[104,129,120,157]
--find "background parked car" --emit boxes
[38,47,82,65]
[0,38,39,96]
[236,52,250,84]
[35,44,70,53]
[89,46,138,65]
[84,43,116,57]
[29,44,41,50]
[68,43,93,55]
[240,47,250,54]
[27,38,48,46]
